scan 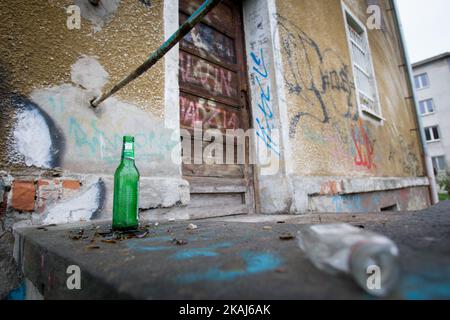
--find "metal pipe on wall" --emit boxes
[391,0,439,205]
[90,0,221,108]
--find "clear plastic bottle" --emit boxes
[297,223,400,297]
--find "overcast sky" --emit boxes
[397,0,450,63]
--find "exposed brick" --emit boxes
[62,180,81,190]
[37,179,50,187]
[12,181,36,212]
[36,179,60,214]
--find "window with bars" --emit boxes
[344,7,381,119]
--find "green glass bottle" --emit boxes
[112,136,140,231]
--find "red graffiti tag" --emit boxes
[180,94,239,130]
[351,119,376,170]
[179,52,236,98]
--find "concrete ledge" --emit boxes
[290,176,430,213]
[11,202,450,299]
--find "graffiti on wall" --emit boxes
[274,13,425,176]
[180,51,237,99]
[250,48,280,156]
[311,186,429,213]
[10,95,65,169]
[9,56,178,176]
[67,115,177,165]
[275,14,357,138]
[397,135,421,176]
[180,12,236,65]
[179,93,239,130]
[351,119,376,170]
[274,14,382,172]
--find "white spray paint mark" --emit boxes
[14,107,53,168]
[71,55,109,94]
[43,180,104,225]
[29,56,178,176]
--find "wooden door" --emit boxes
[179,0,254,218]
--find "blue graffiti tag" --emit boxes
[401,266,450,300]
[170,242,234,261]
[250,48,280,156]
[68,116,177,164]
[331,194,381,213]
[176,251,282,284]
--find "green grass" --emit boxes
[439,193,450,201]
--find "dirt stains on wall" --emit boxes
[0,0,166,171]
[275,0,424,178]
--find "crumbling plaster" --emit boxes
[0,0,188,222]
[0,0,167,168]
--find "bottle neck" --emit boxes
[121,141,135,162]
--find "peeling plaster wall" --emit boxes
[28,60,179,176]
[275,0,425,178]
[0,0,431,218]
[243,0,430,213]
[0,0,169,175]
[310,186,430,213]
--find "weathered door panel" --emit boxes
[179,0,254,217]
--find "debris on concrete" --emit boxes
[279,232,295,241]
[187,223,198,230]
[135,231,150,239]
[172,238,188,246]
[68,224,153,245]
[101,239,117,244]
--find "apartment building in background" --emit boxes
[413,52,450,183]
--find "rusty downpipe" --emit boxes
[390,0,439,205]
[90,0,221,108]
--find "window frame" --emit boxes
[342,2,383,123]
[432,156,447,172]
[418,98,435,116]
[424,126,441,143]
[414,73,430,90]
